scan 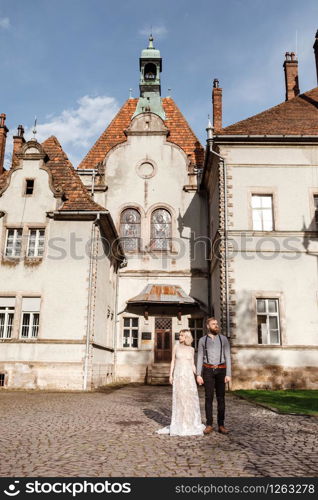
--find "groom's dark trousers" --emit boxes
[202,366,226,426]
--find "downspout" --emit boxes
[113,262,120,382]
[83,212,100,390]
[207,137,230,338]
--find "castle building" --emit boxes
[0,32,318,390]
[0,36,208,389]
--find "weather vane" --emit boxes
[32,116,37,140]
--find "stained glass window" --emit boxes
[120,209,141,252]
[150,209,171,250]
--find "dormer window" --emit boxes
[144,63,156,80]
[25,179,34,196]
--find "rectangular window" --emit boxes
[314,195,318,228]
[25,179,34,195]
[252,195,274,231]
[5,228,23,257]
[0,374,5,387]
[123,317,139,348]
[188,318,204,349]
[257,298,280,345]
[20,297,40,339]
[27,229,45,257]
[0,297,15,339]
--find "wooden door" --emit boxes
[154,317,172,363]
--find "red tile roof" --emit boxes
[219,87,318,136]
[42,136,105,211]
[78,97,204,169]
[0,136,104,212]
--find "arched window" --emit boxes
[120,209,141,252]
[144,63,156,81]
[150,208,172,250]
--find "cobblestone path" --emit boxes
[0,385,316,477]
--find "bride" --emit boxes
[157,329,205,436]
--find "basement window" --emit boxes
[25,179,34,196]
[0,374,5,387]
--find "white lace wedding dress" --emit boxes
[157,344,205,436]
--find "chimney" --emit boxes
[283,52,300,101]
[0,113,8,174]
[12,125,25,167]
[314,30,318,85]
[212,78,222,132]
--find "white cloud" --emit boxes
[139,25,167,38]
[0,17,10,29]
[22,95,119,165]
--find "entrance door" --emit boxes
[155,317,172,363]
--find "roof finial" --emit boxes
[32,116,37,140]
[206,114,213,140]
[148,33,154,49]
[129,88,133,99]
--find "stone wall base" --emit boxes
[231,365,318,390]
[91,363,114,389]
[115,364,148,383]
[0,362,84,391]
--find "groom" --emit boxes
[196,317,231,435]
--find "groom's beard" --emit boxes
[208,328,219,335]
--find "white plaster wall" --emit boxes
[104,132,208,275]
[225,146,318,231]
[0,155,95,389]
[93,230,116,348]
[232,250,318,344]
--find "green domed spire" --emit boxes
[132,36,165,120]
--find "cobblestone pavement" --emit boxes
[0,385,317,477]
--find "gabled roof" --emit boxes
[0,136,104,212]
[42,136,105,211]
[218,87,318,136]
[78,97,204,169]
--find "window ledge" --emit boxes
[1,256,20,266]
[24,257,43,265]
[0,338,38,342]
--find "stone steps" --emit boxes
[147,363,170,385]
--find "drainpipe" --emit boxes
[83,212,100,390]
[113,262,120,382]
[206,130,230,338]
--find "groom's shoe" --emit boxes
[203,425,214,434]
[218,425,230,434]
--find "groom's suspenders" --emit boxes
[204,335,209,364]
[204,334,223,365]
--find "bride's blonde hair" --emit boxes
[179,329,193,346]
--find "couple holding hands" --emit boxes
[157,317,231,436]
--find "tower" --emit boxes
[132,35,166,119]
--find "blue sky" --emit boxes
[1,0,318,167]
